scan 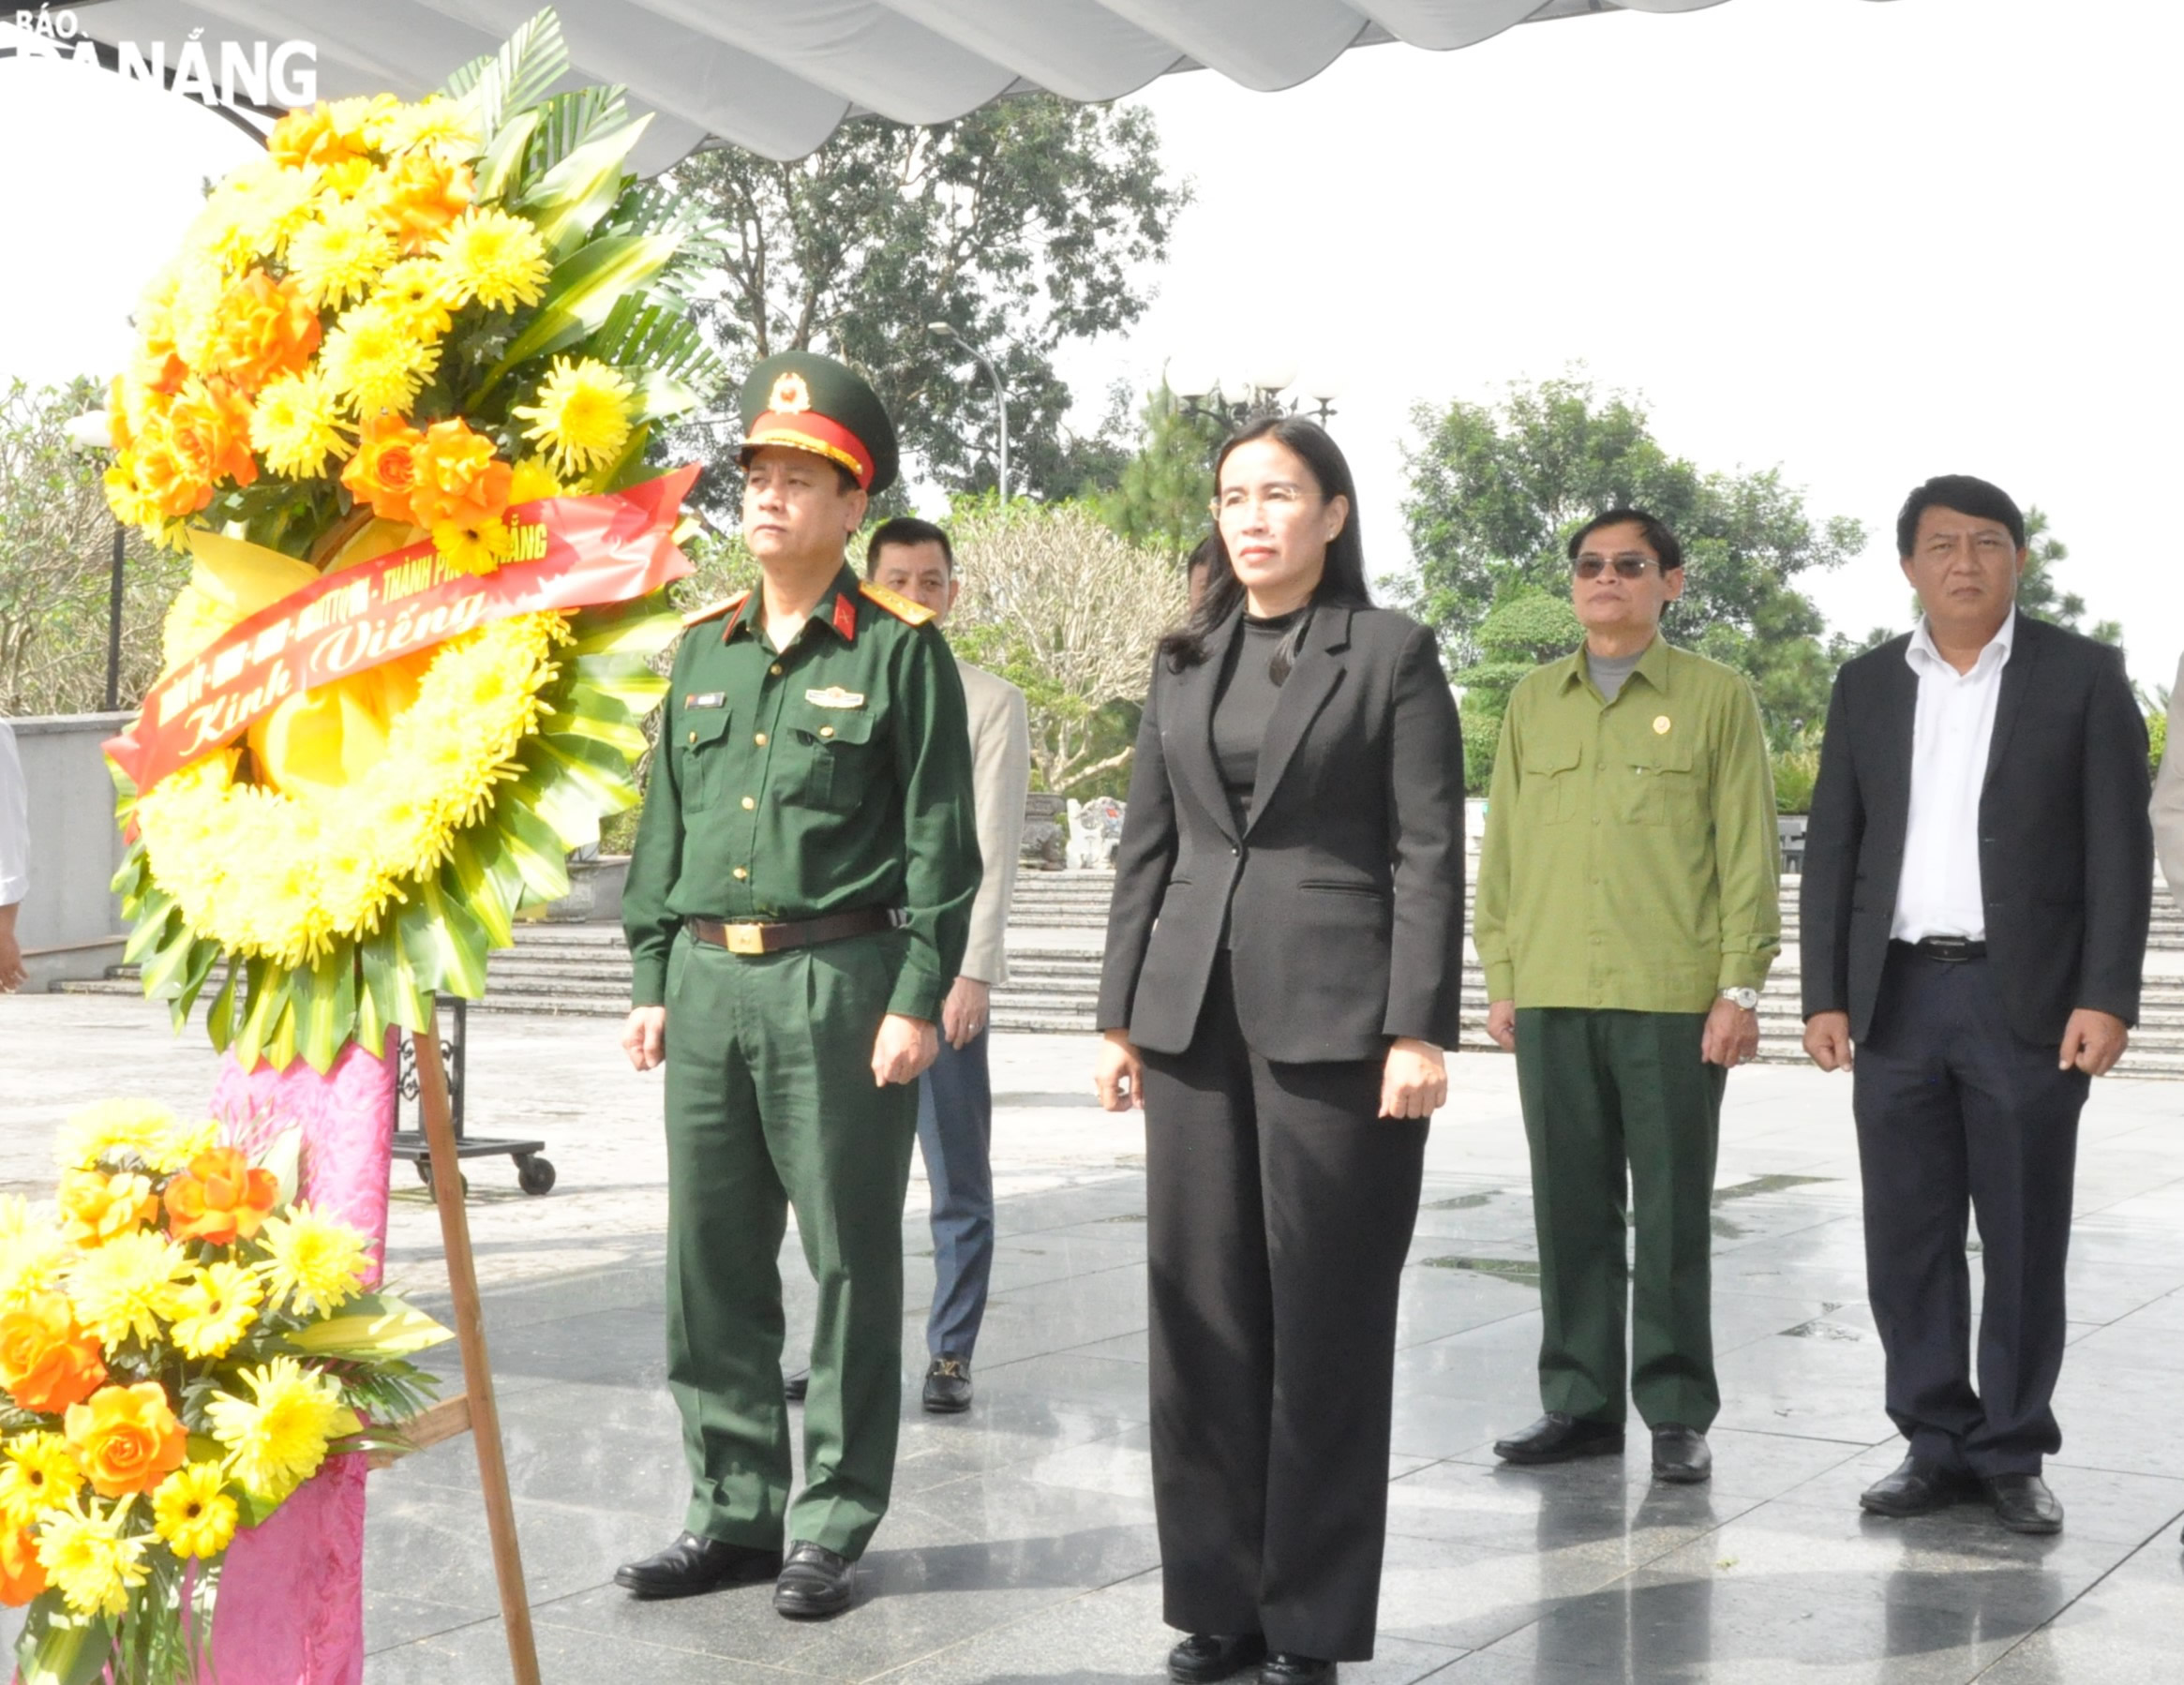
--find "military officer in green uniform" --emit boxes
[614,351,980,1618]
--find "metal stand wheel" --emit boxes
[390,998,555,1195]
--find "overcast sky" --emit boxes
[4,0,2178,691]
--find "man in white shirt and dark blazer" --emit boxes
[1801,475,2151,1536]
[863,517,1031,1413]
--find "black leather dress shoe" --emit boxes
[1167,1632,1266,1683]
[1651,1424,1712,1484]
[614,1532,782,1600]
[784,1366,809,1403]
[773,1540,855,1618]
[1493,1411,1624,1465]
[1261,1655,1337,1685]
[1860,1454,1973,1517]
[923,1356,973,1413]
[1983,1472,2063,1535]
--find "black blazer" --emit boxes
[1800,614,2151,1046]
[1097,604,1466,1063]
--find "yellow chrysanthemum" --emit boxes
[249,368,353,479]
[56,1170,158,1249]
[0,1219,68,1318]
[255,1206,370,1318]
[205,1357,358,1503]
[319,301,441,417]
[328,92,401,150]
[512,357,634,480]
[434,207,550,313]
[507,458,563,504]
[378,257,456,339]
[35,1493,148,1619]
[152,1461,237,1560]
[54,1101,214,1178]
[66,1231,192,1350]
[379,96,483,159]
[430,516,513,578]
[192,157,323,266]
[0,1433,85,1529]
[169,1263,263,1362]
[286,199,397,310]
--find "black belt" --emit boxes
[1896,935,1987,963]
[686,907,905,956]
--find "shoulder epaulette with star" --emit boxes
[857,579,936,626]
[681,590,750,628]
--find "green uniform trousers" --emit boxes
[1514,1007,1727,1432]
[663,925,918,1558]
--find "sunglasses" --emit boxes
[1572,555,1661,580]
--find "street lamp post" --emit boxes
[927,322,1010,502]
[63,410,126,711]
[1164,359,1340,431]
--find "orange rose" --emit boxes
[0,1295,107,1415]
[56,1169,159,1249]
[377,152,474,253]
[0,1523,44,1607]
[64,1382,187,1499]
[163,1148,279,1246]
[341,411,426,524]
[165,377,258,491]
[212,272,323,392]
[267,104,361,172]
[409,418,511,529]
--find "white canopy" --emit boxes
[43,0,1849,171]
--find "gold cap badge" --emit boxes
[769,371,812,414]
[1653,716,1672,735]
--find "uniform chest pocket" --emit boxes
[1619,739,1699,826]
[1521,743,1584,824]
[785,705,879,813]
[675,707,733,810]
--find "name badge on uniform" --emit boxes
[805,687,866,709]
[685,692,726,709]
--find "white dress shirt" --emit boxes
[1892,609,2015,943]
[0,723,27,909]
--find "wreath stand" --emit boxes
[374,1025,543,1684]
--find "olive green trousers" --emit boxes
[663,927,918,1558]
[1515,1007,1727,1432]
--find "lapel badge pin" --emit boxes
[806,686,866,709]
[1653,715,1672,735]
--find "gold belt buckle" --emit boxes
[722,922,767,956]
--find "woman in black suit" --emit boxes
[1094,418,1465,1685]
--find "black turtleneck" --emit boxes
[1211,608,1303,825]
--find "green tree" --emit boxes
[664,97,1187,515]
[2015,506,2120,645]
[1452,591,1580,793]
[1399,374,1863,751]
[1095,384,1223,559]
[0,378,184,715]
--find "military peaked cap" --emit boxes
[738,350,900,496]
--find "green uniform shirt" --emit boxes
[1474,635,1781,1013]
[621,565,980,1020]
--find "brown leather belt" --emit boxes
[686,907,905,956]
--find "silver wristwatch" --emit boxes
[1719,987,1760,1011]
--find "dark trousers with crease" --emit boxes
[1140,955,1427,1663]
[1852,946,2087,1476]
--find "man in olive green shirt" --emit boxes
[1475,508,1780,1485]
[615,351,980,1618]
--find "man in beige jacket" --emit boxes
[865,516,1030,1412]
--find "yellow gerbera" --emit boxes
[378,257,456,339]
[0,1433,85,1528]
[513,357,634,480]
[434,207,550,313]
[507,457,563,504]
[431,515,514,578]
[250,368,353,479]
[320,301,441,418]
[35,1493,147,1619]
[286,199,397,310]
[205,1357,358,1502]
[255,1205,371,1318]
[66,1231,193,1349]
[151,1461,237,1559]
[169,1263,263,1362]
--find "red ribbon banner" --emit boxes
[106,465,699,797]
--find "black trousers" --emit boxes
[1852,947,2088,1476]
[1139,955,1426,1662]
